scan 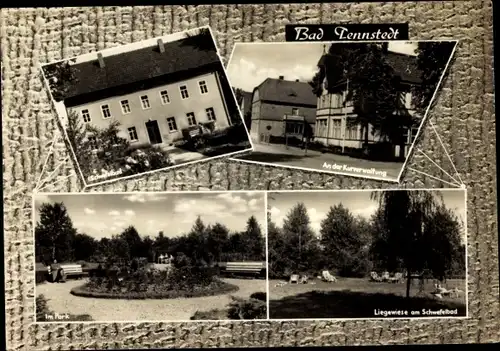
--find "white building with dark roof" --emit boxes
[54,30,236,148]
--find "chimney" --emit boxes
[97,53,105,68]
[279,75,284,80]
[157,38,165,53]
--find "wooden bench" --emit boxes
[223,262,265,277]
[60,264,87,279]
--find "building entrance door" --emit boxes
[146,120,162,145]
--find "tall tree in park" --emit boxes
[320,204,369,277]
[119,226,143,259]
[187,216,209,264]
[206,222,230,263]
[281,202,321,273]
[412,41,456,115]
[267,217,294,278]
[35,202,77,263]
[310,43,413,151]
[371,190,451,298]
[241,216,265,261]
[72,233,98,262]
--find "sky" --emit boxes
[34,192,265,240]
[226,41,418,92]
[268,189,466,241]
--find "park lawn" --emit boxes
[269,278,466,319]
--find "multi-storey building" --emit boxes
[62,35,233,148]
[314,49,423,158]
[249,76,317,143]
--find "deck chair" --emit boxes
[389,272,403,283]
[322,270,337,282]
[370,271,382,282]
[289,274,299,284]
[381,271,390,282]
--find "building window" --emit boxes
[331,119,342,139]
[140,95,151,109]
[186,112,197,126]
[160,90,170,104]
[404,127,419,144]
[87,135,98,149]
[346,124,358,140]
[180,85,189,99]
[120,100,131,114]
[128,127,138,142]
[81,109,91,123]
[198,80,208,94]
[205,107,216,121]
[285,122,303,135]
[166,117,178,132]
[292,108,299,115]
[101,104,111,118]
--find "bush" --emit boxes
[249,292,267,302]
[190,308,228,320]
[122,146,174,175]
[227,296,267,320]
[72,265,238,299]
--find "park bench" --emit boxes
[59,264,87,279]
[223,262,265,277]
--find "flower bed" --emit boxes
[70,266,239,300]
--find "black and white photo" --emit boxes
[228,41,457,182]
[41,27,252,187]
[34,191,267,322]
[267,189,467,319]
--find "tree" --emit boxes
[423,204,464,281]
[243,111,252,132]
[206,223,230,263]
[241,216,264,261]
[86,121,130,170]
[72,233,98,262]
[119,226,143,259]
[65,109,95,175]
[371,190,443,298]
[35,202,77,263]
[311,43,413,151]
[186,216,209,264]
[412,41,456,115]
[320,204,370,277]
[42,59,77,102]
[280,203,321,274]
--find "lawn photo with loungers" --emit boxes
[267,189,467,319]
[34,191,267,322]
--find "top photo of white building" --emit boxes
[41,26,252,187]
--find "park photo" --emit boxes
[267,189,467,319]
[34,191,267,322]
[40,26,252,187]
[227,41,457,182]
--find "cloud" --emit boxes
[122,193,168,203]
[34,194,52,208]
[308,208,325,235]
[124,209,135,216]
[351,204,378,219]
[109,210,120,216]
[84,207,95,215]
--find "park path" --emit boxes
[37,278,266,322]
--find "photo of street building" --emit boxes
[229,41,457,182]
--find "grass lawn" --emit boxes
[269,278,466,319]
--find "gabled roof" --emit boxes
[254,78,317,106]
[60,34,221,99]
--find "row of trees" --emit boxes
[35,202,265,266]
[268,190,465,297]
[308,42,456,151]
